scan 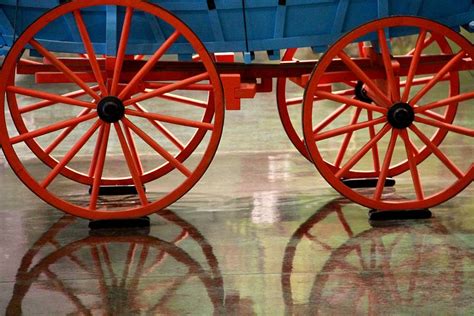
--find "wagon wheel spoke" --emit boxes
[45,108,94,154]
[285,94,324,107]
[402,29,427,102]
[367,110,381,172]
[285,96,304,107]
[157,93,208,109]
[418,109,448,121]
[409,124,464,179]
[114,122,148,206]
[415,92,474,114]
[334,124,391,179]
[124,108,213,130]
[414,116,474,137]
[100,245,118,288]
[144,82,213,91]
[119,30,181,100]
[313,117,386,141]
[337,51,392,107]
[131,103,185,151]
[410,51,465,105]
[334,87,359,97]
[73,10,107,96]
[111,6,134,96]
[41,120,102,188]
[28,39,100,101]
[90,246,112,311]
[334,108,363,168]
[88,124,106,177]
[407,32,437,55]
[400,129,424,200]
[9,112,98,144]
[129,245,150,290]
[286,87,356,108]
[125,72,210,105]
[400,74,450,89]
[89,123,111,210]
[18,86,99,114]
[343,81,358,88]
[373,129,399,201]
[43,269,91,314]
[312,103,351,135]
[122,118,193,177]
[7,86,96,110]
[122,121,144,174]
[121,243,137,286]
[314,90,387,114]
[377,28,400,101]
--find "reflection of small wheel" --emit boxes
[303,16,473,210]
[0,0,224,219]
[282,199,474,313]
[278,35,460,180]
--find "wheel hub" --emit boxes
[355,81,373,104]
[97,96,125,123]
[387,102,414,129]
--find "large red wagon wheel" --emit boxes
[277,35,460,181]
[303,17,473,210]
[5,1,220,187]
[0,0,224,219]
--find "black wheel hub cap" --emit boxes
[354,81,373,104]
[97,96,125,123]
[387,102,415,129]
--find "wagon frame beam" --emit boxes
[16,53,472,85]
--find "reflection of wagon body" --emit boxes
[0,0,473,219]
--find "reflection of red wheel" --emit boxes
[282,199,474,314]
[278,35,460,180]
[7,211,225,314]
[0,1,224,219]
[309,224,473,313]
[303,17,473,210]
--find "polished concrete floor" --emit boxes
[1,86,474,314]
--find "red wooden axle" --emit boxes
[17,54,472,82]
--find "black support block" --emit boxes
[88,216,151,231]
[342,177,396,189]
[369,209,432,221]
[88,185,145,196]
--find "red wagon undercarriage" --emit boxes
[0,0,472,220]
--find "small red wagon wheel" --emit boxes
[303,16,473,210]
[0,0,224,219]
[278,36,460,180]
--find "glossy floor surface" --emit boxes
[1,84,474,314]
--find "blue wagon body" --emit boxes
[0,0,473,57]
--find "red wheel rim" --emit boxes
[303,16,473,210]
[0,0,224,219]
[277,38,460,179]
